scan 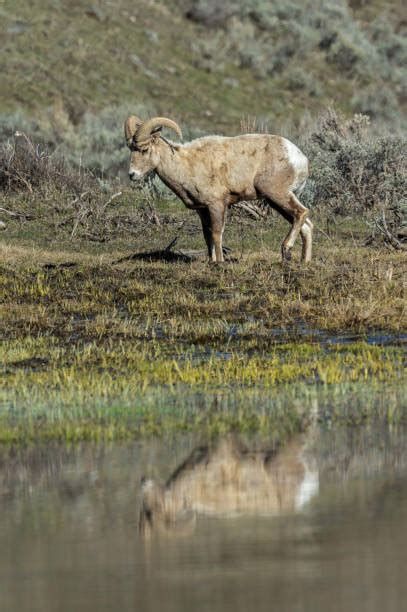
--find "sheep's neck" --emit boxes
[156,144,201,208]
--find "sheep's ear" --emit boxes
[151,126,162,143]
[124,115,142,146]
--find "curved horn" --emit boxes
[124,115,143,146]
[135,117,182,150]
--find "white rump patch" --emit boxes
[282,138,308,191]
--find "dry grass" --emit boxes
[1,239,405,338]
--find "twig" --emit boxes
[232,200,269,220]
[100,191,122,215]
[14,131,36,154]
[164,237,178,251]
[235,202,263,219]
[0,207,34,220]
[71,208,91,238]
[314,226,335,243]
[70,190,91,207]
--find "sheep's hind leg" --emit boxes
[262,190,310,262]
[265,191,309,261]
[280,192,308,261]
[300,218,313,263]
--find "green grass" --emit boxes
[1,180,405,445]
[1,375,406,443]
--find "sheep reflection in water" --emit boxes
[139,435,319,535]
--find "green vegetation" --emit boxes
[185,0,405,122]
[1,315,406,442]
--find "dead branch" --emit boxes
[376,211,407,251]
[232,200,270,220]
[99,191,122,215]
[164,237,178,251]
[70,190,91,207]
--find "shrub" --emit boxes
[185,0,239,27]
[0,132,170,242]
[351,86,401,124]
[58,104,153,179]
[284,66,322,97]
[301,109,407,248]
[325,31,378,78]
[0,133,90,195]
[184,0,405,125]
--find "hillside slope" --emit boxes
[0,0,405,135]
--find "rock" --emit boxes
[144,29,159,44]
[223,77,239,88]
[86,6,106,22]
[7,21,29,35]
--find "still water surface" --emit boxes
[1,426,407,612]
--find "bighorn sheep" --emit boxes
[139,435,319,535]
[125,116,313,263]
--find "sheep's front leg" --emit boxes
[197,209,215,262]
[212,231,223,263]
[209,206,226,263]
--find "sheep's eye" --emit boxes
[130,141,140,152]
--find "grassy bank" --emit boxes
[1,234,406,442]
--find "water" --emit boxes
[1,427,407,612]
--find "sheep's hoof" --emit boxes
[281,247,292,262]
